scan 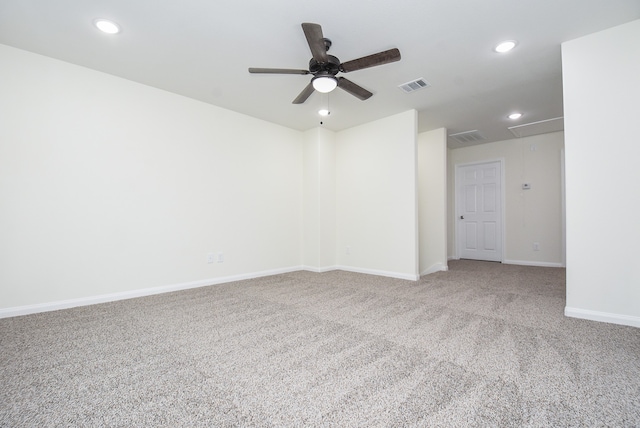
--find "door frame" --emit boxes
[454,159,506,262]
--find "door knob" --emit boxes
[460,215,464,219]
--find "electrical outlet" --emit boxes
[207,253,215,264]
[533,242,540,251]
[346,246,351,255]
[217,252,224,263]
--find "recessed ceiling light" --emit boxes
[508,112,523,120]
[318,109,330,117]
[94,19,121,34]
[494,40,517,53]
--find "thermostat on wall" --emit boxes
[522,183,531,190]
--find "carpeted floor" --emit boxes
[1,260,639,427]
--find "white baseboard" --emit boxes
[301,265,339,273]
[503,259,565,268]
[0,265,420,318]
[565,306,640,328]
[420,262,448,276]
[335,265,419,281]
[0,266,303,319]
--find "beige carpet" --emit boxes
[1,260,639,426]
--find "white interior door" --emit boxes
[456,161,502,262]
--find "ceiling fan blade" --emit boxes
[337,77,373,100]
[340,48,401,73]
[302,23,328,63]
[249,67,310,75]
[292,82,315,104]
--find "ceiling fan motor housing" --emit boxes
[309,55,341,75]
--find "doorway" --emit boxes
[455,160,503,262]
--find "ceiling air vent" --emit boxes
[448,130,486,144]
[398,78,431,93]
[509,117,564,138]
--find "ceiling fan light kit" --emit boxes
[249,22,401,105]
[312,75,338,93]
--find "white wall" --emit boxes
[448,132,565,267]
[302,127,337,271]
[0,44,303,312]
[0,44,421,316]
[303,129,320,268]
[562,20,640,327]
[336,110,419,280]
[418,128,448,275]
[0,40,430,318]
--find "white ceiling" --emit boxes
[1,0,639,147]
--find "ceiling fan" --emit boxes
[248,23,401,104]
